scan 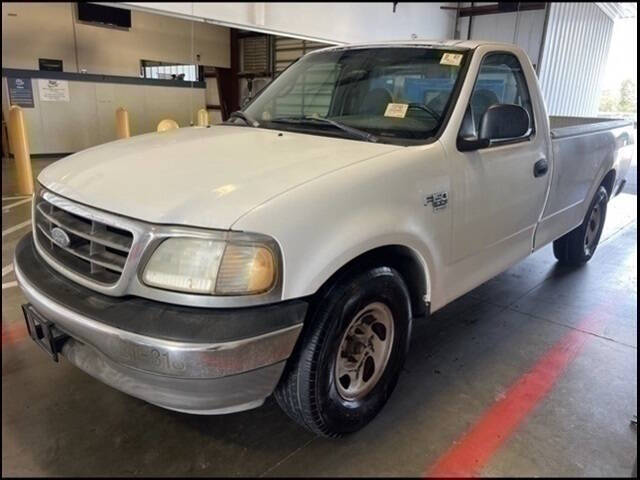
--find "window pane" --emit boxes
[245,48,465,141]
[471,53,534,133]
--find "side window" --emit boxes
[468,53,534,138]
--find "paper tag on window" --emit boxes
[384,103,409,118]
[440,52,463,66]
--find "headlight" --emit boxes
[142,235,278,296]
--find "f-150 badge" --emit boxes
[424,192,448,211]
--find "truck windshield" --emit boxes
[242,47,467,145]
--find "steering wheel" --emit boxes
[406,103,441,121]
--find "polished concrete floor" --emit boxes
[2,155,637,476]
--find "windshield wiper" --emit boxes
[270,116,378,143]
[228,110,260,127]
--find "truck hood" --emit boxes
[39,126,400,229]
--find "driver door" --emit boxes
[445,51,551,298]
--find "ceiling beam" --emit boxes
[441,3,546,18]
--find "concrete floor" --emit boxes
[2,155,637,477]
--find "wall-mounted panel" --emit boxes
[467,7,547,69]
[2,2,230,76]
[2,73,206,154]
[124,2,458,45]
[538,2,614,116]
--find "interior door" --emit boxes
[446,52,550,294]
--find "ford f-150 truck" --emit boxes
[15,40,634,437]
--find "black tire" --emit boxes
[553,186,608,266]
[274,266,412,437]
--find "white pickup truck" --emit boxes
[15,40,634,437]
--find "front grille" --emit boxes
[34,196,133,285]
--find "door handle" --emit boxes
[533,159,548,178]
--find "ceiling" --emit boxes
[596,2,637,20]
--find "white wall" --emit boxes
[454,2,616,116]
[459,5,547,69]
[2,2,230,75]
[2,3,78,72]
[538,2,614,116]
[1,77,206,154]
[2,2,224,154]
[122,2,458,44]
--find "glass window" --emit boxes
[140,60,200,81]
[243,48,468,144]
[273,62,340,117]
[469,53,534,136]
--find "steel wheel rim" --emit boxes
[584,203,602,255]
[335,302,395,401]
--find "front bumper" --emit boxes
[14,234,307,414]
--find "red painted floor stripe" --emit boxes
[1,322,29,347]
[426,312,607,478]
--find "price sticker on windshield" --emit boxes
[440,52,463,66]
[384,103,409,118]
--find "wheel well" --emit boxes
[314,245,428,318]
[601,169,616,199]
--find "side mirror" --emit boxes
[457,137,490,152]
[478,104,530,141]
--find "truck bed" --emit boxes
[550,116,633,139]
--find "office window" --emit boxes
[140,60,200,81]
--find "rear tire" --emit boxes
[274,266,412,437]
[553,186,608,266]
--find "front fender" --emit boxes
[231,144,451,308]
[288,214,436,304]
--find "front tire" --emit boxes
[553,186,608,266]
[274,266,412,437]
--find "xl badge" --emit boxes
[51,227,71,248]
[424,192,448,212]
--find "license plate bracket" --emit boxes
[21,304,69,362]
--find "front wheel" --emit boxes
[553,186,608,266]
[274,266,412,437]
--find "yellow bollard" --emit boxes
[8,106,34,195]
[157,119,179,132]
[115,107,130,139]
[197,108,209,127]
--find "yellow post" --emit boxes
[8,106,34,195]
[157,119,179,132]
[115,107,130,139]
[197,108,209,127]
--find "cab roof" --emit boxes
[312,39,519,53]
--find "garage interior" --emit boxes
[2,2,637,477]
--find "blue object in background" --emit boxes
[404,78,456,104]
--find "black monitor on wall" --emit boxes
[77,3,131,29]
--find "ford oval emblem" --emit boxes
[51,227,70,248]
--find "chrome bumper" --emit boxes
[60,338,288,414]
[14,234,306,414]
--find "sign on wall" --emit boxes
[39,58,64,72]
[38,79,70,102]
[7,77,35,108]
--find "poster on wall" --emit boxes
[7,77,35,108]
[38,79,70,102]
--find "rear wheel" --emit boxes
[553,186,608,266]
[274,266,412,437]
